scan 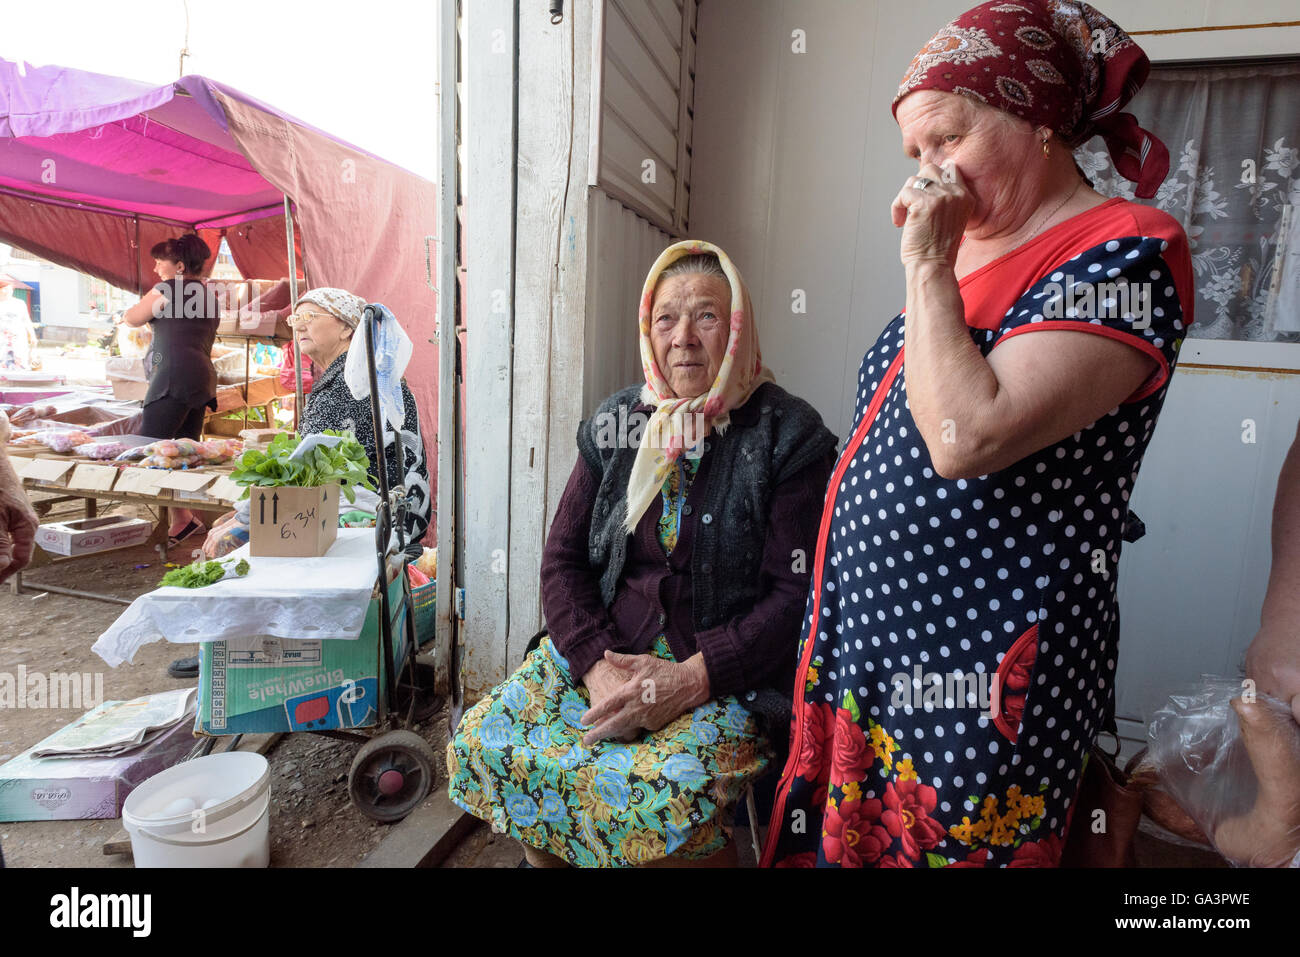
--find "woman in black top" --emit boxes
[120,234,218,547]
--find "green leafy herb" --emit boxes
[160,556,252,589]
[229,430,377,504]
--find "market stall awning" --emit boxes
[0,57,440,507]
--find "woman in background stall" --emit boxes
[120,234,219,551]
[121,234,220,681]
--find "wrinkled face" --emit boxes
[153,258,180,281]
[649,273,731,399]
[896,90,1040,237]
[291,304,352,365]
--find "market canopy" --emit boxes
[0,57,439,475]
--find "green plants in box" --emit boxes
[229,430,376,504]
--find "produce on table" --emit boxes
[9,404,56,425]
[160,557,250,589]
[116,437,244,469]
[37,429,96,453]
[75,441,130,460]
[230,430,375,503]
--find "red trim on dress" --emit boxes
[990,321,1172,403]
[760,348,907,867]
[920,197,1195,336]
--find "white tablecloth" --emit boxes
[93,528,381,667]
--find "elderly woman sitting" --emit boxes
[764,1,1196,868]
[447,241,837,866]
[201,287,432,556]
[166,289,432,680]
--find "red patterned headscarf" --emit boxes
[892,0,1169,198]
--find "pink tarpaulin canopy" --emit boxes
[0,57,439,515]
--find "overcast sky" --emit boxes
[0,0,439,180]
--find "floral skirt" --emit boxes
[446,636,770,866]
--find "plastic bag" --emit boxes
[75,441,129,460]
[343,302,411,430]
[9,403,55,426]
[38,429,95,453]
[117,323,153,359]
[118,437,243,468]
[1146,676,1300,867]
[279,347,314,394]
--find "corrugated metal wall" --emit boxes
[597,0,696,234]
[583,189,674,412]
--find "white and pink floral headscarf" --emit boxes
[624,240,774,532]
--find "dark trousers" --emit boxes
[141,396,207,441]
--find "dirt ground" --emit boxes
[0,491,451,868]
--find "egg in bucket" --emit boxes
[122,751,271,868]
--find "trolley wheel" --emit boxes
[347,730,438,823]
[393,661,443,724]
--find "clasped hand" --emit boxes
[580,650,710,747]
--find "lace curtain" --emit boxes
[1075,60,1300,343]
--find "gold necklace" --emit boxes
[1013,178,1086,248]
[971,179,1085,266]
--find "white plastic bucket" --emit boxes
[122,751,271,868]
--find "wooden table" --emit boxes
[11,453,245,603]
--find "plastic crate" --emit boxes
[411,579,436,647]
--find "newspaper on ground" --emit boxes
[31,687,197,759]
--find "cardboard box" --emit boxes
[66,463,118,492]
[104,356,148,382]
[47,405,126,427]
[35,515,154,556]
[110,378,149,401]
[205,475,245,505]
[203,415,247,438]
[247,484,339,557]
[112,467,172,498]
[18,457,75,486]
[155,470,219,504]
[0,710,195,821]
[238,428,286,448]
[212,376,284,414]
[196,577,408,735]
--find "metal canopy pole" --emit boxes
[284,195,302,431]
[435,0,460,701]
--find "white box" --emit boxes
[35,516,154,556]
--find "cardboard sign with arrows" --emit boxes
[248,484,340,557]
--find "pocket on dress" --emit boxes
[992,624,1039,744]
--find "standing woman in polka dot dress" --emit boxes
[763,0,1194,868]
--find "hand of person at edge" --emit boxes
[891,160,975,269]
[1245,625,1300,725]
[0,417,39,584]
[580,650,711,747]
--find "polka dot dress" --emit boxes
[763,199,1194,868]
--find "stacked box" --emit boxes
[196,577,409,735]
[0,710,195,822]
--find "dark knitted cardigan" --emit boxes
[544,380,836,708]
